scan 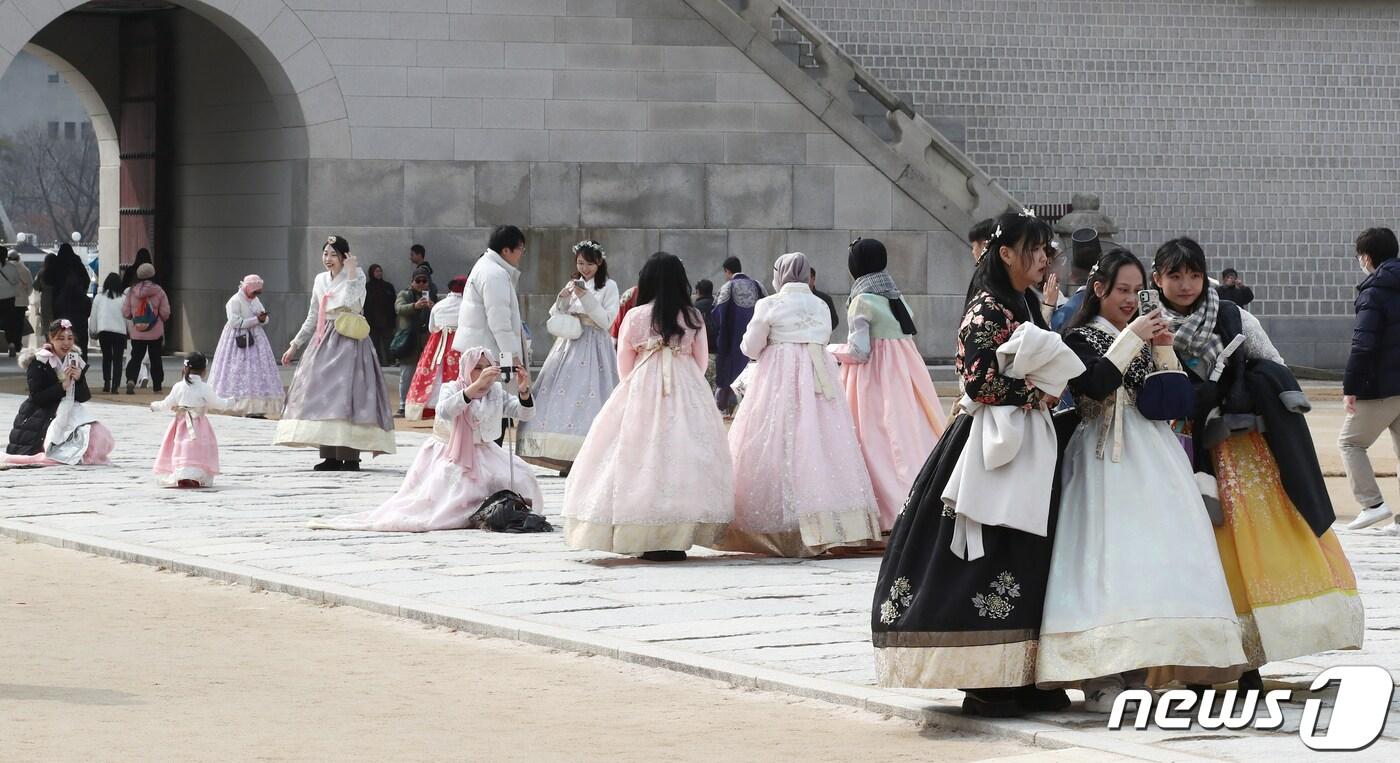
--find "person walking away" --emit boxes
[364,264,398,366]
[1216,268,1255,308]
[711,256,765,416]
[150,352,229,488]
[693,279,718,388]
[719,252,881,557]
[88,274,127,393]
[0,247,30,356]
[207,274,283,418]
[1341,227,1400,533]
[562,252,735,562]
[52,244,91,362]
[404,276,466,421]
[310,347,543,532]
[122,262,171,394]
[121,248,153,292]
[517,240,619,472]
[808,266,839,336]
[394,267,434,416]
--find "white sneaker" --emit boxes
[1083,685,1126,714]
[1382,519,1400,536]
[1347,503,1393,530]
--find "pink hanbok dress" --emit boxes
[563,304,735,553]
[312,377,543,532]
[151,375,228,487]
[830,293,946,529]
[718,283,882,557]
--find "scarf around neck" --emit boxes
[1164,286,1224,374]
[849,270,917,335]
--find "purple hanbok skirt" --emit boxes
[274,320,396,455]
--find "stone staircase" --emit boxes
[685,0,1019,236]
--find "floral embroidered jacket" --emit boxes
[955,291,1041,409]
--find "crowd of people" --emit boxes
[3,213,1392,718]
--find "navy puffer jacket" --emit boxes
[1345,258,1400,400]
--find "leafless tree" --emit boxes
[0,124,99,242]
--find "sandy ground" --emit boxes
[0,538,1040,763]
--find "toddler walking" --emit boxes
[151,352,228,487]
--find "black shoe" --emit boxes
[126,382,135,395]
[341,460,360,472]
[639,550,687,562]
[1015,686,1071,713]
[961,688,1024,717]
[313,459,342,471]
[1237,669,1264,693]
[152,385,162,394]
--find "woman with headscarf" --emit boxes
[831,238,947,530]
[715,252,881,557]
[207,274,284,418]
[275,235,396,471]
[310,346,542,531]
[404,275,467,421]
[518,240,620,472]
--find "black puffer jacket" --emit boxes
[1345,258,1400,400]
[6,352,91,456]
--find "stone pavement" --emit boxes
[2,394,1398,762]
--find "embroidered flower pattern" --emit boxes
[955,294,1039,410]
[878,577,914,625]
[972,571,1021,620]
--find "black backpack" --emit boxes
[465,490,553,533]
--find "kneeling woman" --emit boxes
[1037,250,1246,711]
[871,212,1082,717]
[312,347,543,532]
[5,319,114,466]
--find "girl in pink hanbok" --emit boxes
[718,252,882,557]
[151,353,229,488]
[311,347,543,532]
[830,238,946,530]
[563,252,734,561]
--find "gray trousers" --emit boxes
[1338,396,1400,508]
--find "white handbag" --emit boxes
[546,312,583,341]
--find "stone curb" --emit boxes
[0,520,1218,762]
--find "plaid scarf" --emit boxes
[1164,286,1224,374]
[850,270,901,303]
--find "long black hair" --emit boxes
[635,251,700,346]
[101,272,123,299]
[1064,248,1149,333]
[122,248,153,290]
[572,241,609,290]
[966,210,1054,327]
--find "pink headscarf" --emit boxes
[771,251,811,293]
[446,346,497,472]
[240,274,264,298]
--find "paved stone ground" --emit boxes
[2,393,1398,761]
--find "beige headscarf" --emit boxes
[771,252,811,293]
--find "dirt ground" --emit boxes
[0,538,1036,763]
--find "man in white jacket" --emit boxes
[454,224,527,369]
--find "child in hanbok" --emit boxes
[563,252,734,561]
[405,276,466,421]
[151,353,229,488]
[312,347,542,531]
[1039,249,1245,711]
[208,274,284,417]
[519,241,620,472]
[830,238,946,530]
[720,252,882,557]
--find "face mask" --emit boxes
[1360,257,1374,275]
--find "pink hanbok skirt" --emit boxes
[152,415,220,487]
[313,438,544,532]
[840,336,946,529]
[2,422,114,467]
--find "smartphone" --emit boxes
[573,278,587,289]
[499,351,514,381]
[1137,289,1160,316]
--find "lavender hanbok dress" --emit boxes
[517,278,620,468]
[274,266,396,456]
[208,289,283,416]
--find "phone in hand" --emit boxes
[499,351,514,382]
[1137,289,1161,316]
[573,278,587,290]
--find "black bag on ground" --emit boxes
[466,490,553,533]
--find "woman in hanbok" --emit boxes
[405,276,466,421]
[312,347,543,532]
[1152,237,1362,692]
[563,252,734,561]
[830,238,947,530]
[719,252,881,557]
[4,319,114,467]
[276,236,396,471]
[150,353,229,488]
[208,275,284,418]
[871,211,1082,718]
[1039,249,1246,711]
[518,240,620,472]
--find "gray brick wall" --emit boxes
[789,0,1393,330]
